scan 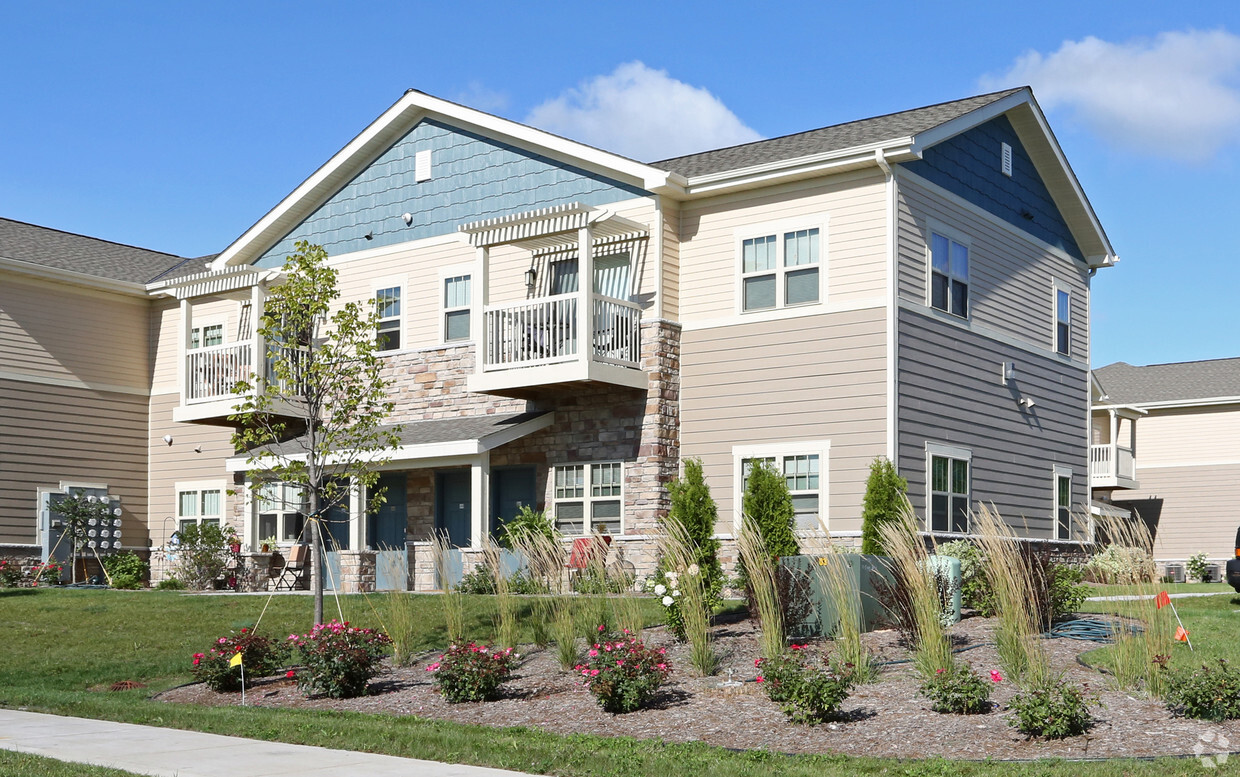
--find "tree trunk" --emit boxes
[310,487,324,626]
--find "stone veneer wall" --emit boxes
[381,344,528,423]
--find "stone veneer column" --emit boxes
[335,550,376,594]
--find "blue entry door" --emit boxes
[435,470,472,548]
[491,467,537,540]
[322,491,350,551]
[368,473,408,550]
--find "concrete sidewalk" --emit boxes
[0,709,537,777]
[1085,591,1237,602]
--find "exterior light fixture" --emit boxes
[162,434,173,446]
[402,213,413,226]
[524,263,537,292]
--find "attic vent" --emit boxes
[1000,142,1013,177]
[415,149,432,182]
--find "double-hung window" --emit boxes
[552,462,623,535]
[255,481,307,543]
[740,226,821,312]
[375,286,402,352]
[1055,286,1071,356]
[1055,469,1072,540]
[736,442,828,531]
[927,444,970,534]
[930,232,969,318]
[176,484,223,534]
[190,323,224,350]
[443,275,471,342]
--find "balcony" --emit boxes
[174,343,306,424]
[1090,444,1138,490]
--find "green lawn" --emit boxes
[7,587,1240,777]
[1080,590,1240,669]
[1085,581,1235,598]
[0,751,150,777]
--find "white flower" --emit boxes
[662,595,674,607]
[687,563,700,576]
[666,572,679,584]
[654,584,667,596]
[672,590,681,598]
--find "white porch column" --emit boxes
[349,478,366,550]
[470,452,491,549]
[250,283,265,388]
[474,246,489,371]
[576,225,593,366]
[179,298,193,402]
[1108,409,1118,447]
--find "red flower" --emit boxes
[756,676,764,683]
[286,670,296,678]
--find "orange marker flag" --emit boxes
[1156,591,1172,609]
[1175,625,1190,642]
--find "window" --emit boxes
[735,441,829,531]
[190,324,224,350]
[546,253,631,298]
[552,462,623,535]
[443,275,471,342]
[1055,470,1072,540]
[930,232,969,317]
[255,482,307,542]
[176,486,222,534]
[375,286,401,351]
[740,227,821,312]
[1055,287,1070,356]
[927,445,970,533]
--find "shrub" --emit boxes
[756,646,856,724]
[920,664,998,714]
[288,620,391,699]
[571,567,633,594]
[425,642,519,703]
[662,458,723,599]
[743,461,800,561]
[170,523,230,590]
[0,559,21,588]
[497,505,558,550]
[191,629,290,692]
[1007,679,1098,739]
[1166,660,1240,721]
[860,457,908,555]
[31,561,63,586]
[156,577,185,590]
[936,540,994,616]
[578,635,671,713]
[1047,563,1089,620]
[102,551,148,589]
[456,565,497,595]
[1186,552,1211,583]
[1085,544,1154,585]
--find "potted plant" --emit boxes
[226,528,242,555]
[259,536,279,553]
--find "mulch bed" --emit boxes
[156,616,1240,761]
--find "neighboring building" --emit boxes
[1,85,1118,588]
[1092,359,1240,576]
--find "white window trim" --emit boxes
[1052,279,1071,357]
[189,317,227,350]
[734,215,828,315]
[925,442,972,535]
[550,460,626,536]
[439,263,474,345]
[373,279,405,354]
[174,480,226,534]
[925,219,971,320]
[1053,465,1073,542]
[731,440,830,533]
[250,479,310,545]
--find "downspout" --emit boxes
[875,149,897,465]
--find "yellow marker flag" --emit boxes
[229,651,243,668]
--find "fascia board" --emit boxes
[0,256,149,298]
[906,89,1032,156]
[1121,397,1240,411]
[679,141,916,197]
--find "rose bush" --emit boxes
[577,634,671,713]
[288,620,391,699]
[191,628,290,692]
[756,645,856,724]
[425,642,519,703]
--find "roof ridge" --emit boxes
[0,216,182,260]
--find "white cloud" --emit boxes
[525,62,762,162]
[454,81,510,115]
[981,29,1240,162]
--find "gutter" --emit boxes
[0,256,149,298]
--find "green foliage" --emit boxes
[190,628,290,692]
[0,558,21,587]
[1186,552,1211,582]
[663,458,723,591]
[936,540,994,616]
[919,664,996,714]
[571,567,633,594]
[742,460,799,561]
[578,635,671,713]
[1007,679,1098,739]
[426,642,518,703]
[170,523,230,590]
[1047,564,1089,620]
[456,564,550,595]
[1085,543,1154,585]
[497,506,558,550]
[102,551,148,589]
[1165,660,1240,720]
[156,577,185,590]
[860,457,908,555]
[756,647,856,724]
[288,620,391,699]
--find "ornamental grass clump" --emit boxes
[482,539,518,649]
[657,520,718,676]
[425,642,519,703]
[430,531,464,645]
[813,549,876,683]
[920,664,1000,714]
[191,628,290,692]
[737,513,784,659]
[577,635,671,713]
[756,645,856,725]
[288,620,391,699]
[876,500,952,679]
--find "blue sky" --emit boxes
[2,1,1238,368]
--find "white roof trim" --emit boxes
[461,202,648,249]
[1104,396,1240,411]
[0,256,149,297]
[147,265,282,299]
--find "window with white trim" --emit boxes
[443,275,471,342]
[1055,470,1072,540]
[552,462,623,535]
[929,232,969,318]
[177,486,223,534]
[255,481,307,542]
[735,442,828,531]
[190,323,224,350]
[1055,286,1071,356]
[927,446,970,533]
[740,227,821,312]
[375,286,401,352]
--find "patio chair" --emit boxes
[274,543,310,590]
[566,535,611,581]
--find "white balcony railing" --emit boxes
[1090,444,1136,484]
[592,296,641,368]
[186,342,253,402]
[482,293,579,370]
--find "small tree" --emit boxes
[860,456,908,555]
[54,491,115,583]
[232,241,402,626]
[743,460,799,560]
[664,458,723,592]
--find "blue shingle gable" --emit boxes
[255,119,648,267]
[900,115,1084,260]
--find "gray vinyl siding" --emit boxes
[896,307,1089,537]
[680,307,887,534]
[0,378,149,545]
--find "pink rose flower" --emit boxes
[756,676,764,683]
[990,670,1003,683]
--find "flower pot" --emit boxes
[229,543,241,554]
[261,543,271,553]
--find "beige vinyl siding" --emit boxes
[678,171,888,321]
[1132,405,1240,467]
[680,307,887,533]
[0,275,150,391]
[662,199,681,320]
[147,392,238,548]
[896,172,1090,356]
[0,378,148,545]
[1113,463,1240,563]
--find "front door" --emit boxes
[368,473,407,550]
[490,467,537,540]
[435,470,471,548]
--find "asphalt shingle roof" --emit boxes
[1094,359,1240,404]
[653,88,1024,178]
[0,217,186,284]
